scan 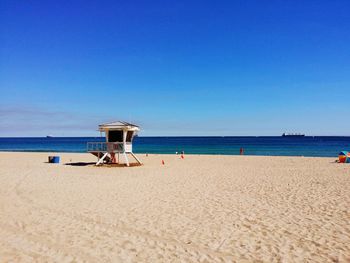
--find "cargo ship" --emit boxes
[282,133,305,137]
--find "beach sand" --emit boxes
[0,152,349,262]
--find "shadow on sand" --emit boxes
[64,162,142,167]
[64,162,96,167]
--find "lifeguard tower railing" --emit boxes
[87,142,132,153]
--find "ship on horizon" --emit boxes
[282,132,305,137]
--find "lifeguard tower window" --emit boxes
[126,131,134,142]
[108,130,123,142]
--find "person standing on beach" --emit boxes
[240,147,244,155]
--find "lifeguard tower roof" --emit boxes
[98,121,140,131]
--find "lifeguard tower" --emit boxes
[87,121,142,166]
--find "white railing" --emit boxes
[87,142,125,153]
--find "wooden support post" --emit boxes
[130,152,142,164]
[123,152,129,166]
[96,152,108,166]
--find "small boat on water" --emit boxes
[46,135,53,138]
[282,133,305,137]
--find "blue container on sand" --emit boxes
[48,156,60,163]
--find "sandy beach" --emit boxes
[0,152,349,262]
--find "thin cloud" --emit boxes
[0,105,116,135]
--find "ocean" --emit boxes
[0,136,349,157]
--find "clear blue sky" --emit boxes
[1,0,349,136]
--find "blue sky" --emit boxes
[1,0,349,136]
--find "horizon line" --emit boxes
[1,135,350,138]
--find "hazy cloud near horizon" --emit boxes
[1,104,348,137]
[0,105,109,136]
[0,105,234,136]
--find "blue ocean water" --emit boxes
[0,136,349,157]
